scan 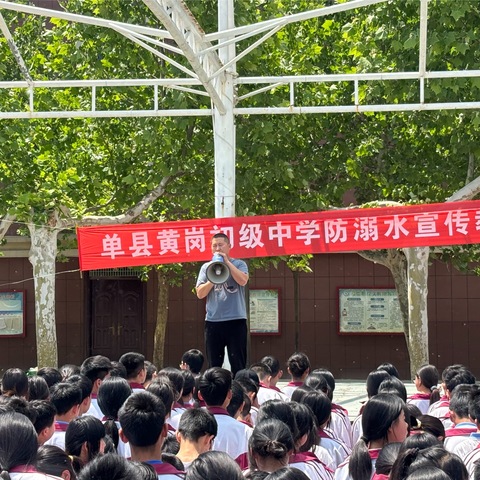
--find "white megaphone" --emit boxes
[206,254,230,284]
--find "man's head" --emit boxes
[211,233,231,256]
[180,349,205,375]
[119,352,146,383]
[49,382,82,420]
[118,391,166,448]
[197,367,232,407]
[80,355,112,393]
[176,407,217,453]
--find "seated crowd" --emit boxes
[0,349,479,479]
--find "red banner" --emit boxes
[77,200,480,271]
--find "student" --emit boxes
[65,416,106,471]
[288,402,334,479]
[372,442,401,480]
[180,349,205,375]
[1,368,28,398]
[351,370,391,445]
[235,374,260,426]
[45,383,83,450]
[459,390,480,477]
[301,390,350,469]
[0,411,59,480]
[197,367,252,469]
[158,368,185,428]
[175,408,217,469]
[97,376,132,457]
[248,418,294,474]
[179,370,196,408]
[30,400,57,445]
[407,364,440,414]
[80,355,112,420]
[251,363,287,405]
[109,361,128,379]
[226,380,247,420]
[59,365,81,381]
[76,454,136,480]
[264,468,310,480]
[281,353,310,400]
[28,376,50,402]
[37,368,63,389]
[118,391,185,478]
[185,451,244,480]
[334,393,408,480]
[409,414,445,442]
[427,365,475,427]
[144,361,158,389]
[65,375,93,416]
[260,356,284,394]
[36,445,77,480]
[443,384,478,452]
[119,352,147,392]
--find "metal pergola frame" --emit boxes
[0,0,477,119]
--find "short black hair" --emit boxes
[80,356,112,383]
[49,382,82,415]
[30,400,56,434]
[119,352,145,380]
[65,374,93,402]
[37,367,63,388]
[177,408,217,442]
[181,349,205,374]
[197,368,232,407]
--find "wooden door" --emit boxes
[90,279,145,359]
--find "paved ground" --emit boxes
[277,379,417,419]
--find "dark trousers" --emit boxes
[205,319,247,376]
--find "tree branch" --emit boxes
[0,214,16,242]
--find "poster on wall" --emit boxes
[0,291,26,338]
[338,288,403,335]
[249,288,280,335]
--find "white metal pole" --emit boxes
[214,0,236,219]
[215,0,236,370]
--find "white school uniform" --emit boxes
[281,381,303,401]
[443,422,478,453]
[317,429,351,469]
[452,432,480,460]
[44,421,68,450]
[207,406,252,469]
[84,395,103,420]
[289,452,333,480]
[427,397,453,428]
[329,406,353,449]
[256,384,288,405]
[464,443,480,479]
[407,393,431,414]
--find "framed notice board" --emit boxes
[338,288,403,335]
[249,288,280,335]
[0,291,26,338]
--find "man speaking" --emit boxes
[195,233,249,375]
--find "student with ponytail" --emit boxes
[407,365,440,414]
[334,393,408,480]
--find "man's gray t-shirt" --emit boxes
[196,258,248,322]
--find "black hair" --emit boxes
[177,408,218,442]
[250,363,272,382]
[377,362,400,378]
[0,412,39,474]
[366,370,391,398]
[406,467,451,480]
[349,393,405,480]
[144,361,157,383]
[30,399,56,434]
[1,368,28,398]
[180,369,195,399]
[378,376,408,402]
[158,367,185,400]
[288,401,318,452]
[375,442,402,475]
[260,356,282,377]
[80,355,112,383]
[450,384,478,419]
[290,385,313,403]
[445,369,476,394]
[286,352,310,379]
[265,467,310,480]
[227,380,246,418]
[109,361,128,379]
[312,368,335,397]
[197,368,232,407]
[77,453,135,480]
[301,389,331,427]
[161,452,185,471]
[147,377,175,416]
[65,374,93,403]
[212,233,230,243]
[130,461,157,480]
[257,400,298,442]
[97,376,132,448]
[0,395,36,423]
[249,418,294,470]
[36,444,76,480]
[469,388,480,422]
[415,364,440,404]
[235,369,260,388]
[118,391,166,447]
[65,415,105,463]
[162,435,180,454]
[185,450,244,480]
[181,349,205,375]
[303,372,331,397]
[37,367,63,388]
[28,376,50,401]
[401,432,440,451]
[235,376,259,399]
[49,382,82,415]
[410,414,445,440]
[60,364,81,380]
[119,352,145,380]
